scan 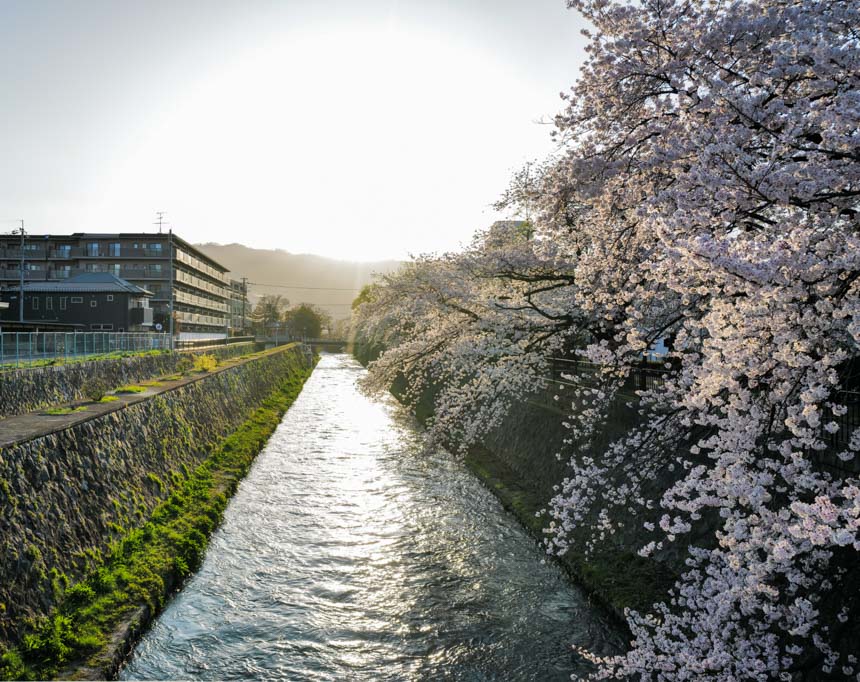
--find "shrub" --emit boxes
[63,583,95,610]
[193,354,217,372]
[175,356,194,374]
[114,385,145,394]
[81,378,108,402]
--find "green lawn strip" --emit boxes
[97,396,119,403]
[113,385,147,394]
[0,359,315,681]
[462,445,675,623]
[42,406,88,416]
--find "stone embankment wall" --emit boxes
[390,368,686,616]
[0,342,261,419]
[0,343,309,643]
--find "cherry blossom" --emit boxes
[356,0,860,678]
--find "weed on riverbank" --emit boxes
[0,360,315,681]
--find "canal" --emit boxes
[120,353,622,680]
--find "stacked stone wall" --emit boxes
[0,344,308,643]
[0,342,262,419]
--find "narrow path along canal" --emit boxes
[120,353,623,680]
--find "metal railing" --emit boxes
[549,357,670,392]
[0,331,171,368]
[551,357,859,451]
[174,335,256,351]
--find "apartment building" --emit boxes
[0,232,230,338]
[228,278,249,335]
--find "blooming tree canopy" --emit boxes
[356,0,860,678]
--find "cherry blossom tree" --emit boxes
[357,0,860,678]
[354,220,587,447]
[530,1,860,678]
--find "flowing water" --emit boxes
[120,353,622,681]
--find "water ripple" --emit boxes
[120,353,622,681]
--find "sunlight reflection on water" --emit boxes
[119,353,622,681]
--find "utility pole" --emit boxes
[241,276,248,335]
[167,228,174,350]
[17,220,25,323]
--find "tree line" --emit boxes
[248,295,331,339]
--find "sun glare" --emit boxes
[92,23,545,260]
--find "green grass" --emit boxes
[139,381,163,388]
[113,385,146,394]
[97,396,119,403]
[42,406,87,416]
[0,357,314,681]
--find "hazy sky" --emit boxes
[1,1,589,261]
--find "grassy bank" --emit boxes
[0,358,315,681]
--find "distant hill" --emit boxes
[195,243,402,320]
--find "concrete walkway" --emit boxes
[0,344,299,450]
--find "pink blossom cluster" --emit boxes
[355,0,860,678]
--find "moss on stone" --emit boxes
[0,358,315,681]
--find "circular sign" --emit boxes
[155,323,163,331]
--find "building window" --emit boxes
[109,243,121,257]
[71,296,83,304]
[90,300,97,307]
[107,294,114,301]
[90,324,114,331]
[60,297,67,310]
[87,242,99,257]
[46,297,52,310]
[32,297,38,310]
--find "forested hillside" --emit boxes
[195,243,401,320]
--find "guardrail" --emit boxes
[0,331,170,368]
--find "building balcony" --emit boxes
[0,247,169,260]
[0,269,50,281]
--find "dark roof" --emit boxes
[18,273,153,296]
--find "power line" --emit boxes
[248,281,361,292]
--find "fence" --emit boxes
[549,357,670,392]
[551,357,860,451]
[0,331,171,368]
[174,335,256,351]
